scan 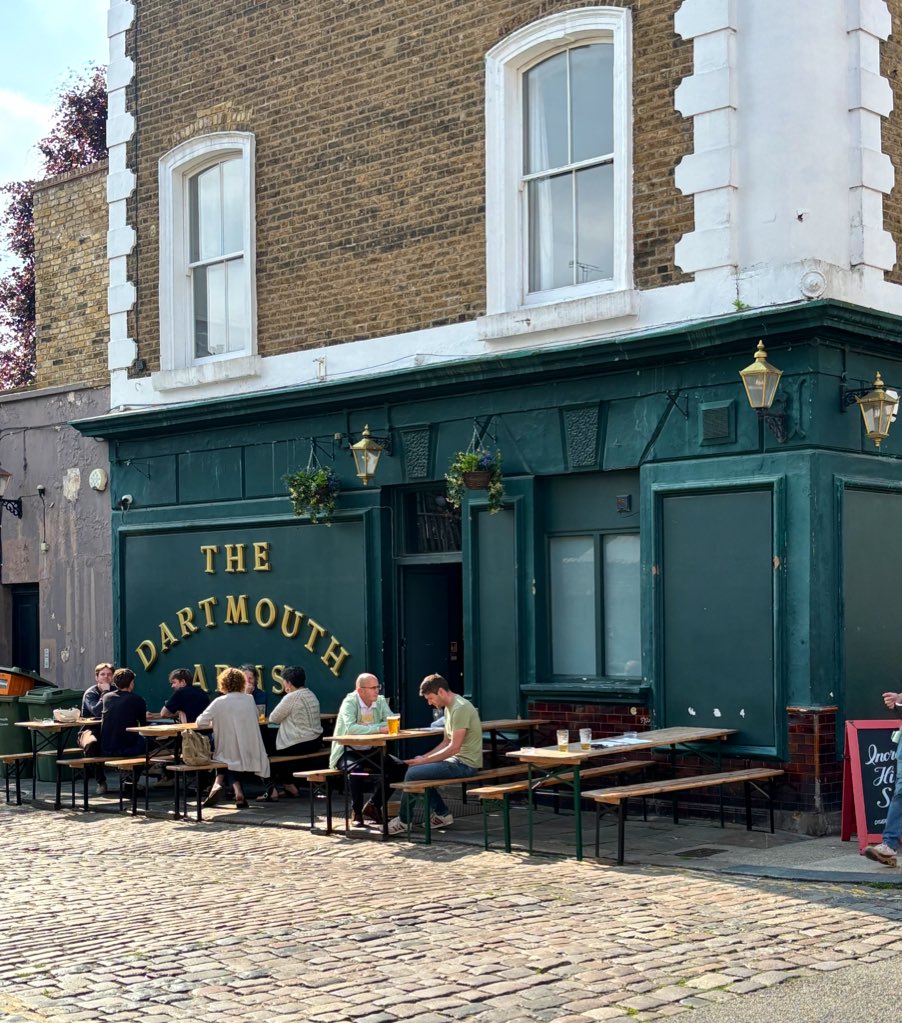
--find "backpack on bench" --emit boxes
[181,730,212,766]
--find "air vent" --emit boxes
[699,401,735,445]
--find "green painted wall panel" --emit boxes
[661,488,776,748]
[178,448,244,503]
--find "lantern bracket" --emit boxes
[755,399,788,444]
[840,385,878,413]
[334,431,392,456]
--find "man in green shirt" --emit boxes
[387,673,483,835]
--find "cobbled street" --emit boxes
[2,805,902,1023]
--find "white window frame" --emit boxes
[158,132,257,376]
[483,9,633,337]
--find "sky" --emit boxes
[0,0,108,259]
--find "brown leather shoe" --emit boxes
[362,800,383,825]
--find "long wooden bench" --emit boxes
[0,752,32,806]
[470,760,650,853]
[292,767,343,833]
[393,765,531,844]
[165,762,229,821]
[584,767,785,864]
[55,756,150,813]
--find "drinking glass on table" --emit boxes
[579,728,592,750]
[556,729,570,752]
[386,714,401,735]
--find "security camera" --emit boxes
[36,485,45,497]
[117,494,133,510]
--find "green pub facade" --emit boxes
[80,0,902,827]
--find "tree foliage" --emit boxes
[0,66,107,389]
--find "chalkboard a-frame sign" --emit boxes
[841,720,899,852]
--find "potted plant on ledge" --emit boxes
[446,448,504,514]
[284,465,340,524]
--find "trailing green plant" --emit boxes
[445,447,504,514]
[284,465,340,524]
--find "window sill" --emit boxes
[478,288,637,341]
[152,354,262,392]
[520,679,650,704]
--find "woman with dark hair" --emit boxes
[258,665,322,800]
[195,667,270,808]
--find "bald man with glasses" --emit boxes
[329,673,406,826]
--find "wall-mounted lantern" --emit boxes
[842,372,899,448]
[350,425,387,486]
[739,341,787,442]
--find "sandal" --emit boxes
[202,787,222,808]
[255,786,278,802]
[236,798,249,809]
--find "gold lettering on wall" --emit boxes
[255,598,277,629]
[192,664,209,691]
[271,664,286,695]
[321,637,350,677]
[253,542,272,572]
[200,545,220,574]
[136,640,157,669]
[176,607,199,638]
[224,544,246,574]
[280,605,304,639]
[197,596,218,627]
[225,594,249,624]
[159,621,178,652]
[305,619,327,653]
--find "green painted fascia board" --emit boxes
[72,300,902,442]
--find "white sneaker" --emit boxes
[429,812,453,829]
[386,816,408,836]
[864,842,898,866]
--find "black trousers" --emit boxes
[338,749,407,815]
[262,731,323,784]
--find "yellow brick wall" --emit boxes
[130,1,692,372]
[33,162,109,388]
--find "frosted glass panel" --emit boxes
[550,536,596,675]
[603,534,641,676]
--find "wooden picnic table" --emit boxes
[506,726,738,860]
[15,718,99,802]
[479,718,550,765]
[330,728,436,839]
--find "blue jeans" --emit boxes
[883,751,902,849]
[399,759,478,820]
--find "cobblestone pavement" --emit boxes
[2,804,902,1023]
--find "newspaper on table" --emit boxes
[589,735,647,748]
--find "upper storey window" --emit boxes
[525,43,614,292]
[159,133,256,374]
[484,9,632,327]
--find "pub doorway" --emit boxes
[396,488,463,727]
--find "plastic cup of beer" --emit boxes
[387,714,401,735]
[556,729,570,752]
[579,728,592,750]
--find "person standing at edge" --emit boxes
[864,688,902,867]
[387,674,482,835]
[330,672,406,826]
[78,662,114,794]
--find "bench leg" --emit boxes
[481,800,490,851]
[195,770,204,821]
[744,781,753,830]
[768,777,776,833]
[594,803,601,858]
[502,794,512,853]
[14,761,23,806]
[54,762,63,811]
[82,767,90,812]
[422,795,431,845]
[617,801,627,865]
[719,785,726,828]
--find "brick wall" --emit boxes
[129,0,692,373]
[32,162,109,388]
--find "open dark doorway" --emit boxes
[11,584,39,673]
[399,564,463,728]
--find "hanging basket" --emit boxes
[462,470,493,490]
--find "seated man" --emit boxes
[101,667,147,759]
[78,661,114,794]
[387,673,482,835]
[330,672,406,826]
[242,664,267,714]
[149,667,210,723]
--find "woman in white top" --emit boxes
[258,664,322,800]
[195,667,270,808]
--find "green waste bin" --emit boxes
[0,694,32,778]
[20,686,83,781]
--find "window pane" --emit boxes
[221,159,243,255]
[571,43,613,163]
[529,173,573,291]
[192,265,209,358]
[603,534,641,676]
[575,164,613,283]
[226,257,247,353]
[205,262,227,355]
[195,165,222,262]
[525,51,568,173]
[550,536,596,675]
